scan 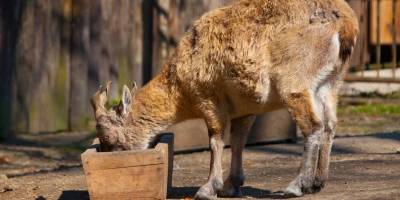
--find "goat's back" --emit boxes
[165,0,358,117]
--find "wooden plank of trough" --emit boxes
[81,149,164,171]
[155,142,168,198]
[86,164,164,200]
[156,133,174,197]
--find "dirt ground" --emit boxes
[1,105,400,200]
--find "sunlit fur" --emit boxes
[90,0,358,199]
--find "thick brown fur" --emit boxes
[90,0,358,199]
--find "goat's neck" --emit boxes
[129,72,185,138]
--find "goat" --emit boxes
[90,0,358,199]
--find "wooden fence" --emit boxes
[346,0,399,83]
[0,0,399,137]
[0,0,236,137]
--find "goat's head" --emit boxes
[90,82,138,152]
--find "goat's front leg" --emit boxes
[283,91,323,197]
[218,115,255,198]
[195,111,229,200]
[195,136,225,200]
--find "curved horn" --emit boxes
[90,81,113,119]
[90,85,102,111]
[99,81,112,106]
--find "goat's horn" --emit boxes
[106,81,112,93]
[133,82,138,91]
[90,85,103,111]
[90,82,113,119]
[99,81,112,106]
[131,82,138,97]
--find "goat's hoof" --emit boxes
[218,185,242,197]
[284,182,303,197]
[195,184,217,200]
[304,187,315,194]
[312,177,326,193]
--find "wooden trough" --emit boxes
[81,133,174,200]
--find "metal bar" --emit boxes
[376,0,381,78]
[392,0,397,78]
[359,0,365,78]
[344,77,400,83]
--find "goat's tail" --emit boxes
[338,15,359,62]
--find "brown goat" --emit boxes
[90,0,358,199]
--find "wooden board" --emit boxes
[155,134,174,197]
[82,149,164,171]
[370,0,400,44]
[346,0,370,67]
[85,164,164,199]
[166,108,297,152]
[81,133,174,200]
[247,110,297,144]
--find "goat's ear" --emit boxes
[118,85,131,116]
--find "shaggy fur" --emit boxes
[90,0,358,199]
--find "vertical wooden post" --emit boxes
[392,0,397,78]
[88,0,103,104]
[30,0,65,133]
[152,0,170,77]
[129,0,144,87]
[131,1,144,87]
[168,0,179,56]
[0,0,22,139]
[359,0,365,77]
[61,0,72,133]
[106,1,120,99]
[376,0,381,78]
[142,0,154,84]
[151,1,159,78]
[68,0,90,131]
[12,0,35,134]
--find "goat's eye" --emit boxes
[103,136,109,142]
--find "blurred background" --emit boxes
[0,1,399,198]
[0,0,398,141]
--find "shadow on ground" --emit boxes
[6,131,96,148]
[56,187,285,200]
[168,186,285,199]
[58,190,89,200]
[245,132,400,155]
[0,131,96,177]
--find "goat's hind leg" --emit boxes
[313,93,338,192]
[218,115,255,197]
[283,91,323,197]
